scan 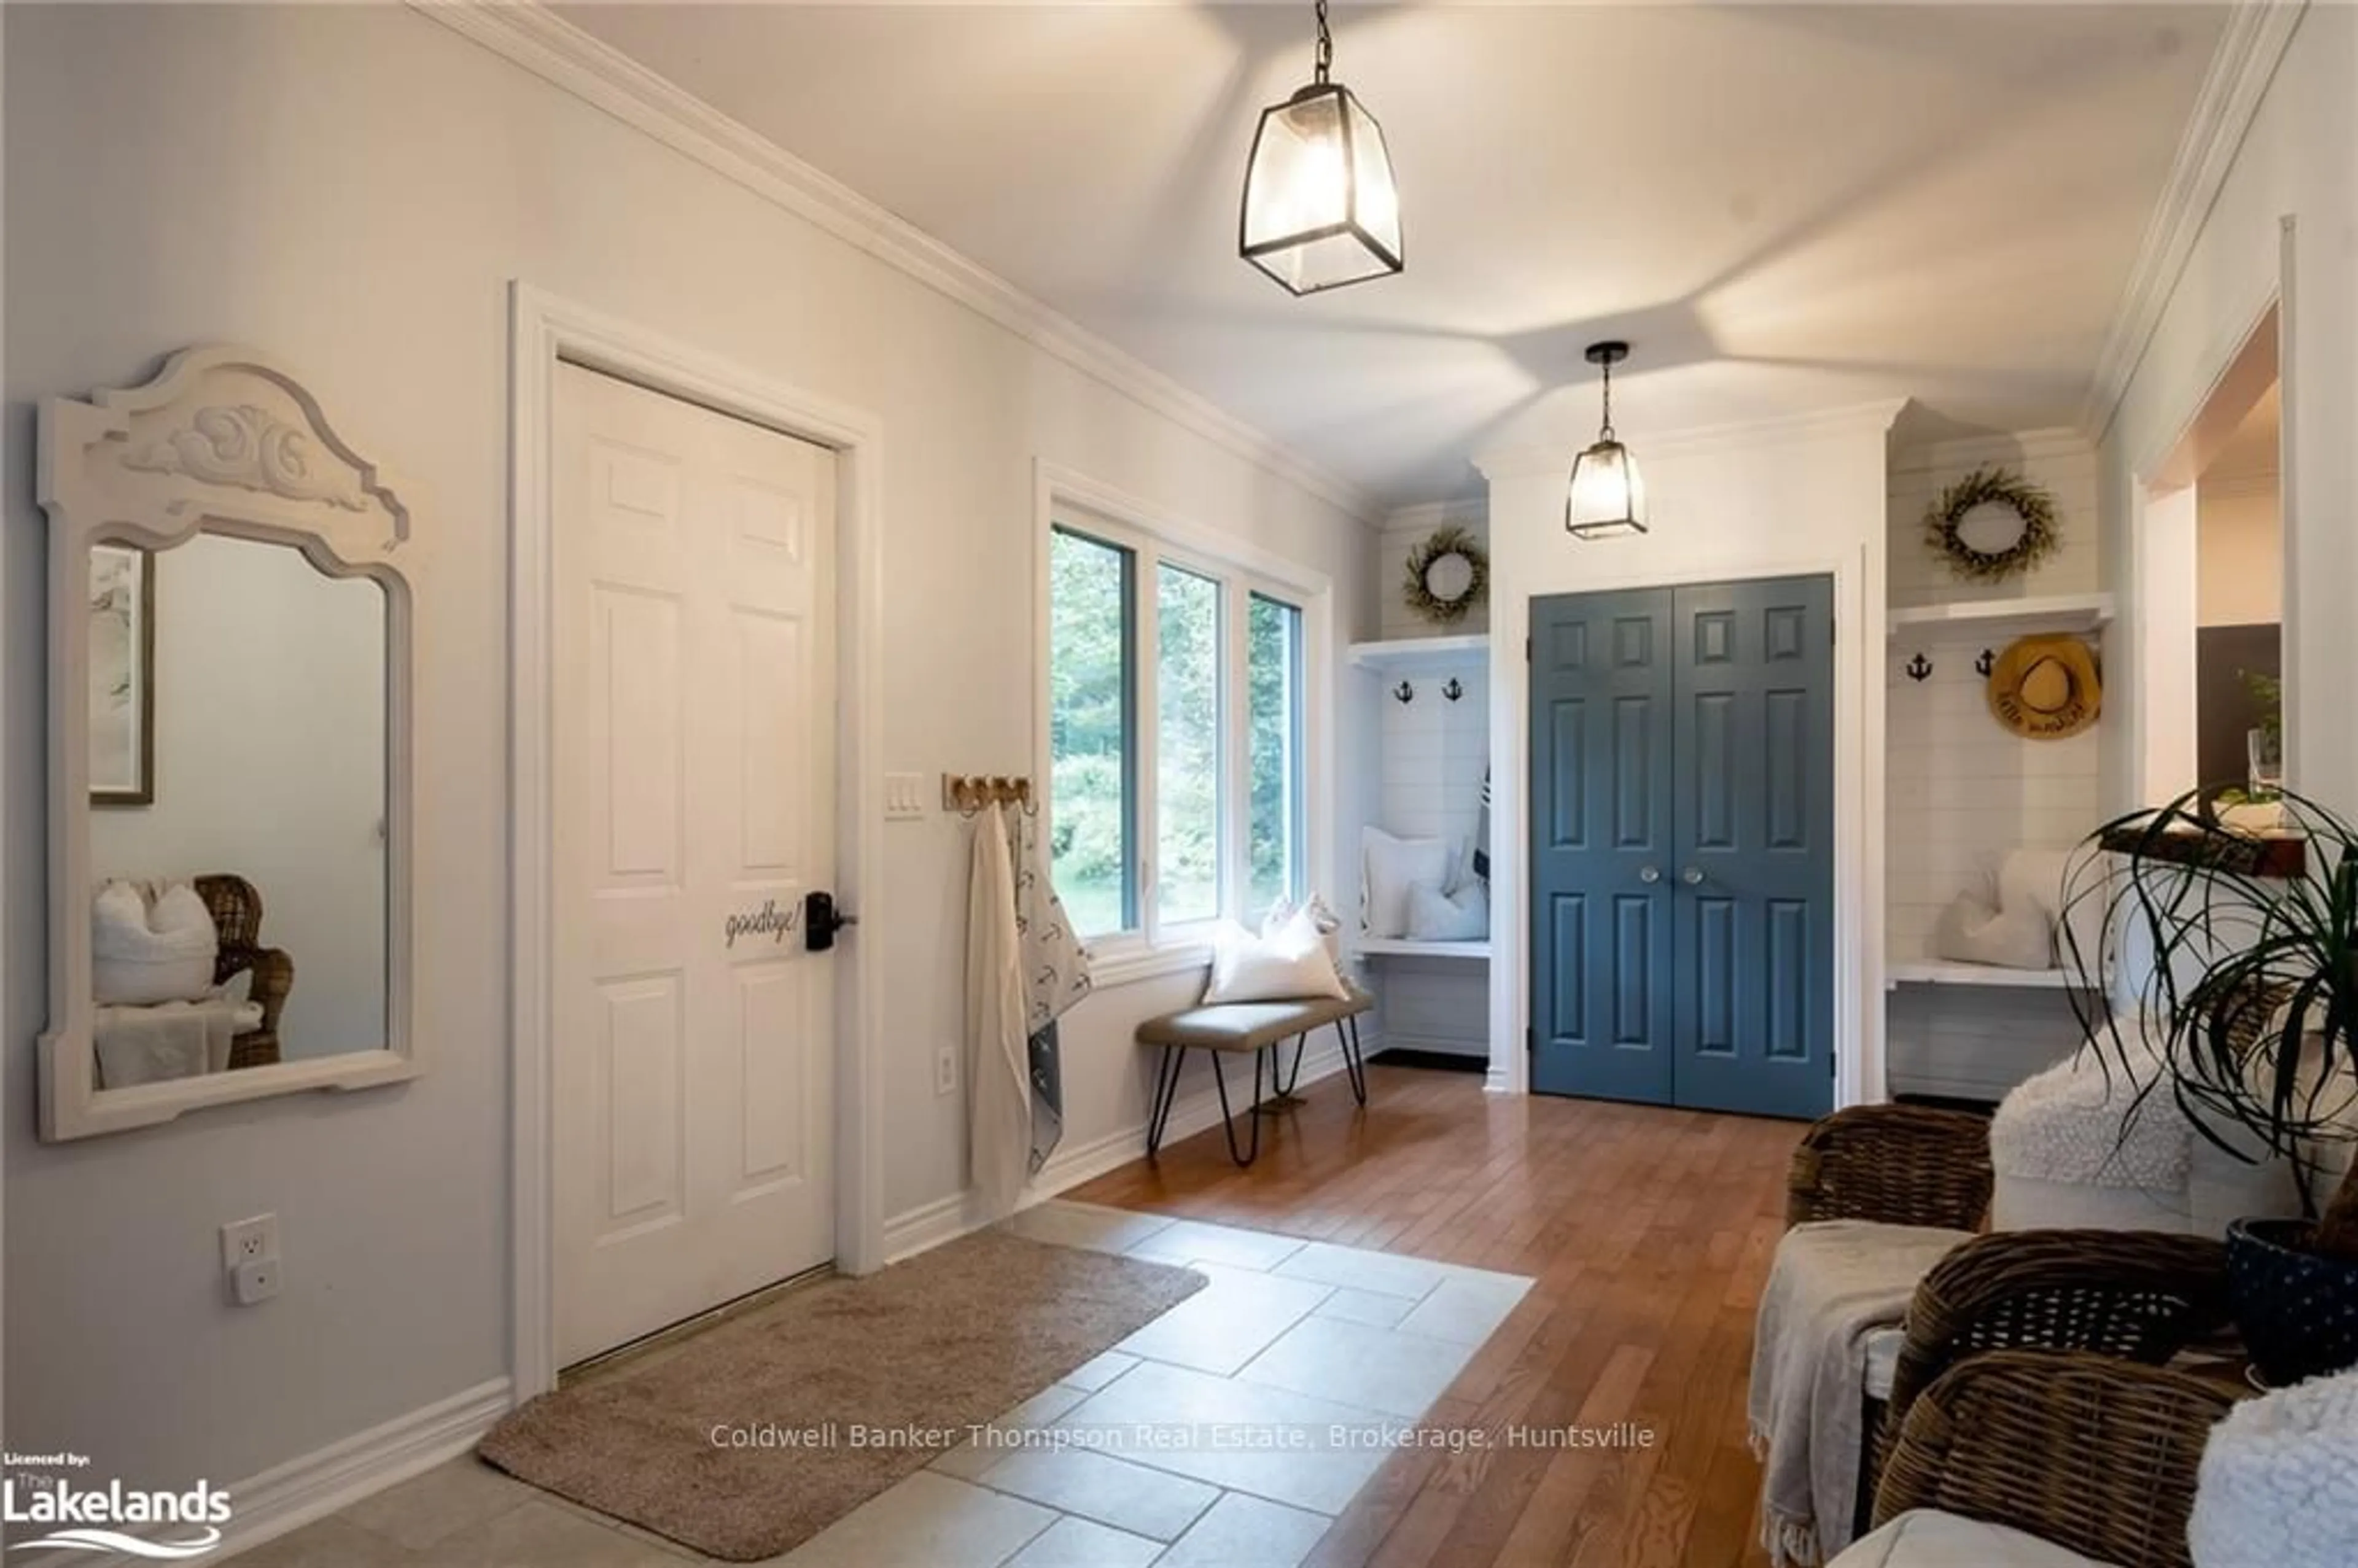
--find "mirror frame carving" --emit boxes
[36,345,418,1139]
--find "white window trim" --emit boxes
[1033,461,1335,988]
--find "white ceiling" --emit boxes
[561,3,2227,509]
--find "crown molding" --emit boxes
[1888,425,2093,476]
[407,1,1380,526]
[2080,1,2306,443]
[1473,398,1907,483]
[1382,498,1487,533]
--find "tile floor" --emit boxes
[238,1203,1533,1568]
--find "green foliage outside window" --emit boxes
[1048,527,1304,939]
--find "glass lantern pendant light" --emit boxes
[1565,341,1647,539]
[1239,0,1404,296]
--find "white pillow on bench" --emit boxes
[1407,879,1488,942]
[1205,904,1347,1004]
[1363,827,1452,938]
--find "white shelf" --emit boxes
[1886,592,2115,637]
[1886,960,2095,991]
[1347,634,1488,675]
[1356,938,1490,961]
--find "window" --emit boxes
[1047,516,1313,950]
[1047,529,1136,939]
[1247,593,1305,917]
[1156,564,1222,925]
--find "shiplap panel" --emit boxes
[1885,431,2107,1100]
[1368,638,1491,1058]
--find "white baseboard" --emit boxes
[882,1036,1355,1262]
[1374,1030,1488,1060]
[211,1378,514,1561]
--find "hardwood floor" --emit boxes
[1068,1060,1796,1568]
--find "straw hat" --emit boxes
[1986,634,2101,739]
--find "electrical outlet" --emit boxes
[220,1214,278,1272]
[935,1045,958,1096]
[232,1258,282,1306]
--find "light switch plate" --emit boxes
[884,772,927,820]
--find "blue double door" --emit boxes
[1528,576,1835,1119]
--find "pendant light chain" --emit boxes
[1598,354,1616,441]
[1313,0,1333,83]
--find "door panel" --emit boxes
[1528,575,1834,1119]
[1529,589,1674,1103]
[1670,576,1834,1119]
[553,363,838,1366]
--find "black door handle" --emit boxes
[804,890,857,952]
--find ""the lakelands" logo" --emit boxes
[3,1458,231,1560]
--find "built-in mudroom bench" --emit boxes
[1347,631,1491,1065]
[1883,431,2114,1104]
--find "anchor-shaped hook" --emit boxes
[1905,653,1933,683]
[1392,680,1415,704]
[1442,678,1465,702]
[1975,648,1996,678]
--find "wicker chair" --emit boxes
[194,874,292,1070]
[1787,1103,1994,1231]
[1881,1230,2232,1440]
[1862,1350,2242,1568]
[1780,1106,2236,1540]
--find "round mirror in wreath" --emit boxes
[1403,526,1488,626]
[1923,465,2060,584]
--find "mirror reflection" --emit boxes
[87,530,387,1086]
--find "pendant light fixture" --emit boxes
[1565,341,1647,539]
[1239,0,1403,296]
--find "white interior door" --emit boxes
[552,362,837,1367]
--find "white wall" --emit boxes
[88,533,388,1057]
[3,4,1376,1493]
[1377,501,1490,641]
[1476,404,1899,1103]
[1889,430,2101,608]
[2100,6,2358,815]
[2196,477,2284,627]
[1885,431,2106,967]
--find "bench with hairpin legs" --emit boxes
[1136,987,1372,1167]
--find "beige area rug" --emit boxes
[478,1228,1207,1562]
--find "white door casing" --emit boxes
[551,363,837,1365]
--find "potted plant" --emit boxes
[2063,786,2358,1386]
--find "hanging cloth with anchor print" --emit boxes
[1002,803,1092,1174]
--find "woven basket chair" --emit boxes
[1873,1350,2242,1568]
[1786,1104,1994,1232]
[1878,1229,2232,1470]
[194,874,292,1070]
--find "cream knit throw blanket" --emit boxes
[2189,1367,2358,1568]
[1988,1033,2190,1191]
[1747,1221,1969,1567]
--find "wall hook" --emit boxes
[1975,648,1996,678]
[1442,677,1465,702]
[1905,653,1933,683]
[1392,680,1415,704]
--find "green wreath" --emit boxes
[1403,525,1489,625]
[1924,466,2060,583]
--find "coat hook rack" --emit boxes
[1975,648,1996,678]
[943,773,1036,817]
[1442,678,1465,702]
[1393,680,1415,704]
[1905,653,1933,683]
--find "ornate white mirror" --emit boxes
[37,346,416,1139]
